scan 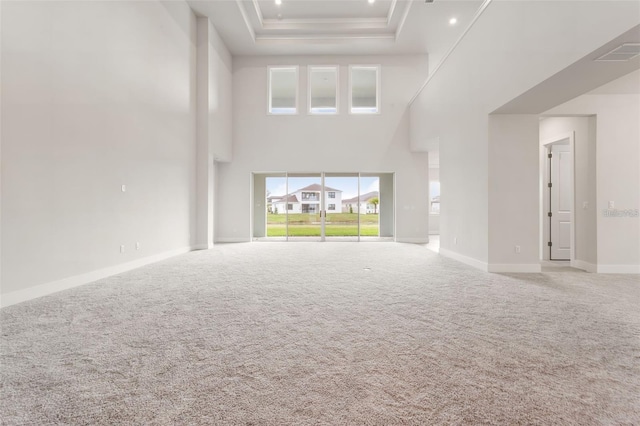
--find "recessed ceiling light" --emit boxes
[368,0,375,4]
[275,0,282,5]
[449,17,457,25]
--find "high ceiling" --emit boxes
[187,0,484,57]
[187,0,640,115]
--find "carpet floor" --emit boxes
[1,243,639,425]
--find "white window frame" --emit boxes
[308,65,339,115]
[430,180,441,215]
[268,66,299,115]
[349,65,381,115]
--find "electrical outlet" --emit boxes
[454,237,457,245]
[120,245,125,253]
[136,242,140,250]
[121,184,126,192]
[515,245,521,254]
[608,201,614,209]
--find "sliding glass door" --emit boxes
[260,172,389,241]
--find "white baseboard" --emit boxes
[0,246,194,309]
[439,248,488,272]
[215,238,250,243]
[572,259,597,273]
[192,243,213,250]
[487,264,542,273]
[596,264,640,274]
[396,237,430,244]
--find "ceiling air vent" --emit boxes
[595,43,640,62]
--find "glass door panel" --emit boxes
[324,173,360,241]
[261,172,390,242]
[286,174,322,241]
[358,174,380,239]
[265,175,287,240]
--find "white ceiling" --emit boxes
[187,0,484,57]
[493,24,640,114]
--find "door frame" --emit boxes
[540,132,575,262]
[253,172,391,242]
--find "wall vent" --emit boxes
[595,43,640,62]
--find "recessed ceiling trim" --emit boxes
[394,0,413,42]
[256,34,396,43]
[236,0,408,49]
[262,18,389,31]
[236,0,257,42]
[263,18,389,26]
[386,0,398,26]
[251,0,264,27]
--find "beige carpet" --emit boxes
[1,243,639,424]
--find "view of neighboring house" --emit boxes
[269,184,342,214]
[342,191,379,214]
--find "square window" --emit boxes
[328,192,335,198]
[269,66,298,114]
[349,65,380,114]
[328,204,336,211]
[309,66,338,114]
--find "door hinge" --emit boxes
[548,212,552,217]
[548,242,552,247]
[548,183,552,188]
[548,153,552,159]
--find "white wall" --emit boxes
[220,55,430,243]
[195,17,232,248]
[252,174,267,237]
[207,22,232,163]
[410,1,639,268]
[540,116,597,268]
[1,1,198,302]
[487,115,540,272]
[544,77,640,272]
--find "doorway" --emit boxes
[253,172,393,241]
[541,133,574,262]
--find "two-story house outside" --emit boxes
[269,184,342,214]
[341,191,379,214]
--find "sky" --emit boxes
[266,176,379,200]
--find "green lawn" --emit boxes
[266,224,379,237]
[267,213,378,223]
[266,213,379,237]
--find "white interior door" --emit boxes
[550,144,571,260]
